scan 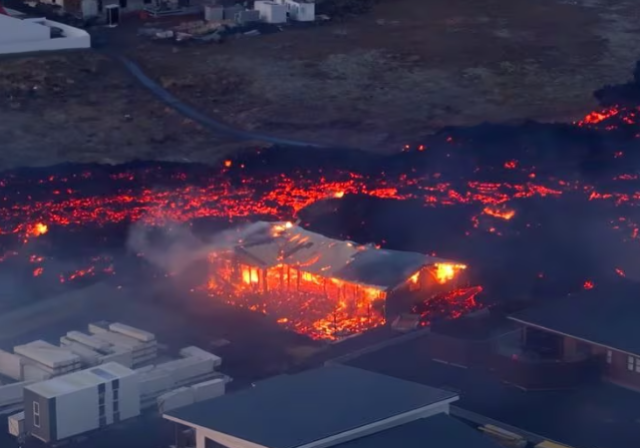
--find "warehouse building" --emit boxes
[163,365,501,448]
[23,362,140,443]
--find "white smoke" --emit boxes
[127,220,270,274]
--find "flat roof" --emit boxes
[509,280,640,356]
[25,362,135,398]
[333,414,501,448]
[165,365,457,448]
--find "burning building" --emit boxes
[206,221,467,340]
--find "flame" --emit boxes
[433,263,466,284]
[207,258,387,340]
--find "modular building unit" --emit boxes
[23,362,140,443]
[254,1,286,23]
[108,322,156,343]
[281,0,315,21]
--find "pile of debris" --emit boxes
[138,18,277,44]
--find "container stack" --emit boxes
[88,322,158,367]
[179,346,222,368]
[191,378,225,402]
[14,341,82,377]
[157,387,195,413]
[58,339,102,366]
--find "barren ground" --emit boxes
[2,0,640,166]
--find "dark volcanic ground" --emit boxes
[2,65,640,313]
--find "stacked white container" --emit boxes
[14,341,82,377]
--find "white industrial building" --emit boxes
[22,362,140,443]
[0,14,90,55]
[162,365,500,448]
[0,321,228,439]
[253,0,286,24]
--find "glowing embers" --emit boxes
[207,257,386,341]
[412,286,484,327]
[482,205,515,221]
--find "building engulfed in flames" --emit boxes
[206,222,467,341]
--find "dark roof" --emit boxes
[165,365,457,448]
[335,249,442,289]
[334,414,502,448]
[509,280,640,355]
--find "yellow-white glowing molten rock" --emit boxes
[434,263,466,284]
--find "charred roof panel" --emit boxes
[509,280,640,356]
[235,221,456,289]
[165,364,457,448]
[333,414,502,448]
[334,249,444,290]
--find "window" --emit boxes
[113,389,119,401]
[112,379,120,390]
[99,404,105,416]
[99,392,105,405]
[606,350,612,364]
[114,401,119,412]
[33,402,40,428]
[98,384,105,394]
[99,416,106,427]
[626,356,640,372]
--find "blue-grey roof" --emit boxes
[510,280,640,355]
[334,414,502,448]
[335,249,441,289]
[165,365,457,448]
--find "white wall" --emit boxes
[0,349,23,381]
[55,386,99,440]
[54,372,139,440]
[118,372,141,420]
[0,15,50,45]
[0,19,90,55]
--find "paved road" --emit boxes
[113,54,336,150]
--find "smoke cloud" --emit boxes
[127,220,268,274]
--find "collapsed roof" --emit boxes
[231,221,459,290]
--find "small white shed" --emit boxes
[254,0,286,24]
[282,0,314,21]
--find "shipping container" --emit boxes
[108,323,156,343]
[99,348,133,368]
[22,364,51,382]
[179,346,222,367]
[0,349,23,381]
[139,370,172,397]
[91,331,146,350]
[14,341,81,369]
[59,342,101,366]
[87,321,111,335]
[157,387,194,413]
[66,331,112,352]
[191,378,225,402]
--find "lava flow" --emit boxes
[3,63,640,341]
